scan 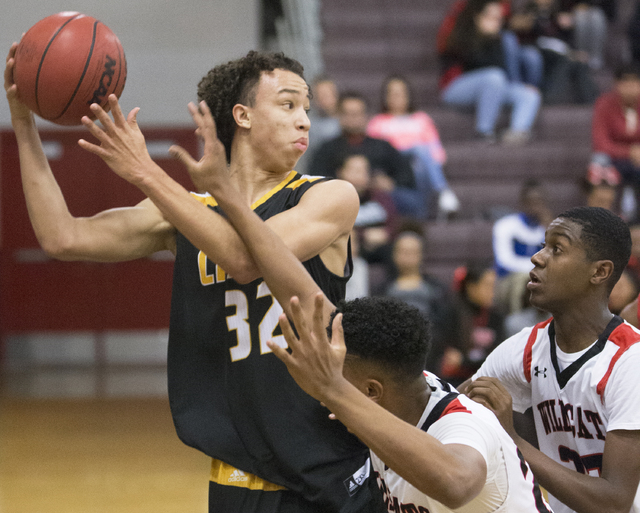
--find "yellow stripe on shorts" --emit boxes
[210,459,287,491]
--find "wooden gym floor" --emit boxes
[0,368,211,513]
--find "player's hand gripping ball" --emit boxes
[13,12,127,125]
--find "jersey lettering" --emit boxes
[226,285,287,362]
[537,400,606,440]
[257,281,286,354]
[558,446,603,476]
[198,251,227,285]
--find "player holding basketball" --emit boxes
[461,207,640,513]
[5,43,384,513]
[180,99,554,512]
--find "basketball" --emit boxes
[13,12,127,126]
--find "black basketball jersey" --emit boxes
[167,172,374,510]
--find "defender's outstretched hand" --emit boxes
[169,101,229,194]
[78,95,154,185]
[465,377,516,437]
[267,294,348,403]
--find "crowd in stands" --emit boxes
[299,0,640,381]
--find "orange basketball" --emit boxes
[13,12,127,126]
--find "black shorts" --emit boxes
[208,459,385,513]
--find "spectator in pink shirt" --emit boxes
[367,75,460,219]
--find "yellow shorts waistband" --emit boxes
[210,459,287,492]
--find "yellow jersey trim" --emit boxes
[189,170,305,211]
[210,458,287,491]
[250,170,298,210]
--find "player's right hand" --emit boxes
[5,42,33,123]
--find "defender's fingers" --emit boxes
[169,144,196,166]
[278,312,302,353]
[330,313,346,350]
[311,293,326,335]
[288,297,310,337]
[266,339,291,364]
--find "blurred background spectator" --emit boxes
[438,0,542,144]
[367,74,460,219]
[439,263,506,387]
[492,179,553,314]
[309,92,426,218]
[592,62,640,218]
[509,0,599,104]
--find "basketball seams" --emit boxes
[53,20,98,122]
[34,13,81,116]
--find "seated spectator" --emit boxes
[439,0,544,87]
[335,154,397,272]
[563,0,616,70]
[439,0,542,144]
[629,1,640,65]
[309,92,425,218]
[367,75,460,219]
[439,263,506,387]
[296,75,342,174]
[510,0,599,104]
[492,179,553,314]
[592,62,640,214]
[382,230,458,372]
[583,156,621,212]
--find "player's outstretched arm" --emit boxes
[81,97,357,284]
[268,295,488,510]
[467,377,640,513]
[5,43,175,262]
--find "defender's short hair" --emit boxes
[328,296,430,380]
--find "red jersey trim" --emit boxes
[524,318,553,383]
[596,323,640,401]
[440,398,472,417]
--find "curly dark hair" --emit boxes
[197,51,305,163]
[558,206,632,292]
[328,296,431,381]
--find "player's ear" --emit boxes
[233,103,251,129]
[364,379,384,403]
[591,260,614,286]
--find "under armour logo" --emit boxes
[534,366,547,378]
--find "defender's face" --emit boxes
[528,218,595,313]
[246,69,310,172]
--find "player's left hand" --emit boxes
[267,293,349,404]
[78,95,155,185]
[170,100,229,195]
[465,377,517,437]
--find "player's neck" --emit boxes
[386,378,431,426]
[228,158,292,205]
[552,305,615,353]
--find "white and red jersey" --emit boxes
[371,371,552,513]
[473,316,640,513]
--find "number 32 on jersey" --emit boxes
[199,251,287,362]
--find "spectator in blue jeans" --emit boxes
[439,0,542,144]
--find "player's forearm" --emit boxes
[210,179,328,318]
[14,118,83,257]
[133,164,262,281]
[513,435,631,513]
[324,385,484,509]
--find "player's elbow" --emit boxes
[427,463,485,509]
[225,259,261,285]
[39,233,80,261]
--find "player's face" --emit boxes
[528,218,596,313]
[246,69,310,172]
